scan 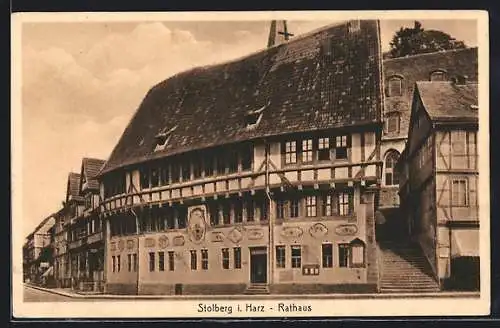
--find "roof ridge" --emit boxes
[383,47,477,62]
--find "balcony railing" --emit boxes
[87,231,104,245]
[68,239,84,250]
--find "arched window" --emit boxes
[384,112,400,134]
[387,76,404,97]
[430,69,447,81]
[384,150,400,186]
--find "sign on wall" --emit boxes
[334,224,358,236]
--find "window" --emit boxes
[387,77,403,97]
[149,252,155,272]
[171,163,180,183]
[385,150,400,186]
[276,246,286,268]
[322,244,333,268]
[151,167,159,188]
[205,156,214,177]
[305,196,317,217]
[318,137,331,160]
[168,251,175,271]
[259,200,268,221]
[227,150,239,173]
[335,135,349,159]
[112,256,116,273]
[284,141,297,164]
[140,168,150,189]
[338,192,352,216]
[216,154,226,175]
[339,244,349,268]
[290,198,300,218]
[160,165,169,186]
[193,159,202,179]
[222,203,231,225]
[291,245,302,268]
[322,194,334,216]
[385,113,400,134]
[127,254,132,272]
[452,178,468,207]
[302,139,313,163]
[234,200,243,223]
[351,240,365,267]
[181,160,191,182]
[276,199,285,219]
[430,70,447,81]
[176,207,187,229]
[209,203,219,226]
[117,255,121,272]
[234,247,242,269]
[246,200,254,222]
[222,248,230,269]
[159,251,165,271]
[133,254,138,272]
[190,250,197,270]
[201,249,208,270]
[241,145,253,171]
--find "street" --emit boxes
[24,286,88,302]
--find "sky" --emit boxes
[19,18,478,236]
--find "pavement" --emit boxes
[24,284,481,301]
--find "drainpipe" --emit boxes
[264,139,274,286]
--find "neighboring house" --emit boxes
[397,80,479,291]
[24,214,56,285]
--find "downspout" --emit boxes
[264,139,274,286]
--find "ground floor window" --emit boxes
[322,243,333,268]
[291,245,301,268]
[276,245,286,268]
[133,254,138,272]
[117,255,121,272]
[338,244,349,268]
[190,250,197,270]
[127,254,132,272]
[112,256,116,272]
[222,248,230,269]
[201,249,208,270]
[149,252,155,272]
[159,251,165,271]
[168,251,175,271]
[234,247,241,269]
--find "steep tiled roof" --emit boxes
[416,81,478,122]
[382,47,478,138]
[66,172,82,201]
[81,158,106,190]
[100,20,384,175]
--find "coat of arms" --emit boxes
[187,206,207,244]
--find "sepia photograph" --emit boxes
[11,10,490,318]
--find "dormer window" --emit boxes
[154,125,177,152]
[430,69,447,81]
[245,101,269,129]
[347,20,361,34]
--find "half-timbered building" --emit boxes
[397,80,479,291]
[97,20,385,295]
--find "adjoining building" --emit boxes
[378,48,478,239]
[24,214,56,285]
[66,158,106,292]
[397,80,479,291]
[97,20,385,295]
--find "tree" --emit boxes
[388,21,467,59]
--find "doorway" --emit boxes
[250,247,267,284]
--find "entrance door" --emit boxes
[250,247,267,283]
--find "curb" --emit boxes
[25,284,480,300]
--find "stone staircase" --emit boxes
[243,283,270,295]
[379,241,440,293]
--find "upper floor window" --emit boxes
[318,137,331,161]
[302,139,313,163]
[227,149,239,174]
[241,144,253,171]
[384,150,400,186]
[284,141,297,164]
[338,191,353,216]
[305,196,317,217]
[387,76,403,97]
[430,70,447,81]
[335,135,349,160]
[452,178,468,207]
[385,113,400,134]
[290,198,300,218]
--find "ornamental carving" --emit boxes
[158,235,169,248]
[173,235,185,246]
[334,224,358,236]
[227,227,243,244]
[126,240,135,250]
[145,238,155,248]
[110,242,116,251]
[187,206,207,244]
[118,240,125,251]
[280,226,304,239]
[211,231,225,243]
[247,228,264,240]
[309,223,328,239]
